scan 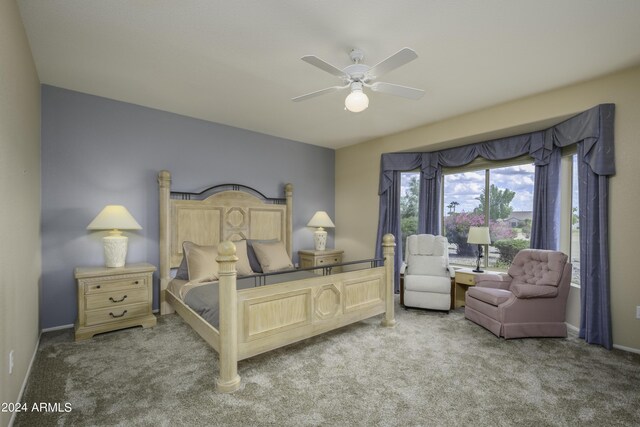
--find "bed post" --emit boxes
[381,233,396,327]
[285,183,293,257]
[158,170,174,315]
[216,240,241,393]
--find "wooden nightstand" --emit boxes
[454,268,499,308]
[75,263,157,341]
[298,249,343,274]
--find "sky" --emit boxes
[400,157,579,214]
[444,164,535,212]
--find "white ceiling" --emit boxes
[17,0,640,149]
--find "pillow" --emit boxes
[174,255,189,280]
[183,241,219,283]
[251,240,294,273]
[246,239,278,273]
[232,239,254,277]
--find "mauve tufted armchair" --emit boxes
[464,249,572,338]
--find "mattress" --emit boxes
[168,270,316,328]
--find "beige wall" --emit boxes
[0,1,41,425]
[336,65,640,351]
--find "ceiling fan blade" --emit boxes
[292,85,347,102]
[366,48,418,80]
[370,82,425,100]
[301,55,349,79]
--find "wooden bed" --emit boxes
[158,170,396,392]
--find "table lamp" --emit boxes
[87,205,142,267]
[307,211,335,251]
[467,226,491,273]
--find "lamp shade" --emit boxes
[87,205,142,231]
[307,211,335,229]
[467,226,491,244]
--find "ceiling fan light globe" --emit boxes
[344,90,369,113]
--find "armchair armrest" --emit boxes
[475,273,512,290]
[511,283,558,299]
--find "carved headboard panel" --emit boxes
[169,192,289,267]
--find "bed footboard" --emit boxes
[215,234,396,393]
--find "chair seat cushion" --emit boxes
[467,287,512,307]
[405,275,451,294]
[511,283,558,298]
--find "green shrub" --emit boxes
[493,239,530,265]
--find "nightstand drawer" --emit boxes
[84,276,147,294]
[316,255,341,265]
[85,302,150,327]
[85,288,148,310]
[455,272,475,286]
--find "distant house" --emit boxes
[506,211,532,228]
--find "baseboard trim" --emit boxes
[566,322,579,334]
[566,323,640,354]
[613,344,640,355]
[41,323,74,333]
[9,332,41,427]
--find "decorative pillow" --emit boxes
[246,239,278,273]
[232,239,254,277]
[183,241,219,283]
[174,255,189,280]
[251,240,294,273]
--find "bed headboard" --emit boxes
[157,170,293,314]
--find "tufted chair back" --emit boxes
[507,249,569,288]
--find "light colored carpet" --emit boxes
[15,300,640,426]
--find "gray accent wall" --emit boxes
[41,85,335,329]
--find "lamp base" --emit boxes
[313,229,328,251]
[473,244,484,273]
[103,235,128,267]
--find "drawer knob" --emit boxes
[134,281,139,285]
[109,295,128,303]
[109,310,128,319]
[96,285,101,289]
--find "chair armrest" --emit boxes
[447,267,455,278]
[400,262,407,275]
[511,283,558,299]
[476,273,512,290]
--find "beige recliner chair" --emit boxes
[403,234,453,311]
[464,249,571,338]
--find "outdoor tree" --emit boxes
[400,175,419,244]
[474,184,515,220]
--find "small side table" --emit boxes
[75,263,156,341]
[298,249,343,274]
[454,268,500,308]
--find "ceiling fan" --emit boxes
[292,47,425,113]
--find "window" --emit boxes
[400,171,420,250]
[561,152,580,286]
[442,160,535,269]
[570,155,580,285]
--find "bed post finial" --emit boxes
[381,234,396,328]
[158,170,173,315]
[216,240,241,393]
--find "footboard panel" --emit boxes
[236,268,386,360]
